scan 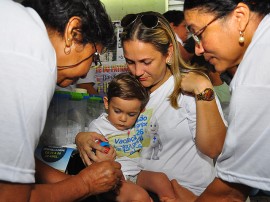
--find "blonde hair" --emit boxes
[121,11,201,108]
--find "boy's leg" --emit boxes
[137,170,176,201]
[97,179,153,202]
[116,180,153,202]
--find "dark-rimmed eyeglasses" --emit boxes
[57,43,102,70]
[186,16,220,45]
[121,14,159,29]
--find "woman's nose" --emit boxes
[134,64,144,77]
[195,43,204,56]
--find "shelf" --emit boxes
[169,0,184,5]
[168,0,184,11]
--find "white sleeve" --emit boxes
[216,85,270,189]
[88,120,101,133]
[0,54,56,183]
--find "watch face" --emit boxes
[197,88,214,101]
[204,88,214,100]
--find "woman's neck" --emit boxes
[149,68,172,93]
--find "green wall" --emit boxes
[101,0,167,21]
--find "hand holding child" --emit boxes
[76,132,115,166]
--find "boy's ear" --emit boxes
[103,96,109,110]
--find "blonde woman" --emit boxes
[76,11,226,197]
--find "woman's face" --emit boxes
[56,43,102,87]
[123,40,171,92]
[50,31,102,87]
[184,9,245,72]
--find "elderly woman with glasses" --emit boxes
[23,0,108,88]
[0,0,123,201]
[76,11,227,198]
[171,0,270,201]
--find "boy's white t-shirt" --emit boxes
[89,113,143,177]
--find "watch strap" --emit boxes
[196,88,215,101]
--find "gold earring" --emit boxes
[166,60,172,66]
[239,31,245,44]
[64,45,71,55]
[64,38,72,55]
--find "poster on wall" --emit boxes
[99,20,125,63]
[92,21,128,96]
[94,61,129,96]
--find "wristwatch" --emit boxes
[196,88,215,101]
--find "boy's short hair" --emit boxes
[107,73,149,110]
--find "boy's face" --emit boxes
[104,97,142,131]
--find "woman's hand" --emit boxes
[181,71,213,95]
[78,160,122,196]
[96,145,116,162]
[75,132,115,166]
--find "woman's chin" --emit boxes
[57,79,74,88]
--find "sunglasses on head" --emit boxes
[121,14,159,29]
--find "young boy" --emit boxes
[88,73,176,202]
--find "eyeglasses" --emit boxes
[121,14,159,29]
[57,43,102,70]
[92,43,102,66]
[186,16,220,45]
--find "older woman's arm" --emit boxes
[171,178,250,202]
[181,71,226,159]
